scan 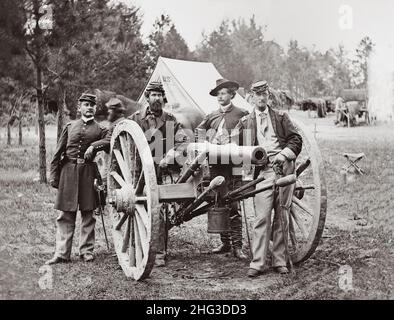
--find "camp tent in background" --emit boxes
[368,44,394,122]
[138,57,253,130]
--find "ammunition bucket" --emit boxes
[207,206,230,233]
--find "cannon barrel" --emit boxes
[187,142,267,165]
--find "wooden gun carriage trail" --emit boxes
[98,117,327,281]
[95,58,327,281]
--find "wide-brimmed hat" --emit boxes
[105,97,126,112]
[209,78,240,97]
[78,93,96,105]
[250,80,269,93]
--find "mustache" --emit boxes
[151,100,163,109]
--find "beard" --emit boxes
[149,100,163,115]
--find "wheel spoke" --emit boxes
[121,216,131,253]
[133,215,143,266]
[289,214,297,249]
[131,143,137,185]
[115,212,129,231]
[129,217,136,267]
[114,148,132,184]
[292,197,314,217]
[135,204,149,229]
[135,171,145,195]
[110,171,126,188]
[119,134,133,173]
[134,211,149,253]
[290,206,308,239]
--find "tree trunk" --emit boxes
[18,117,22,145]
[7,122,11,146]
[57,86,65,142]
[36,67,47,183]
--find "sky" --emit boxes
[122,0,394,56]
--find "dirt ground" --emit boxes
[0,111,393,300]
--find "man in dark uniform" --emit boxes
[46,93,110,264]
[196,78,249,260]
[128,81,186,267]
[231,81,302,276]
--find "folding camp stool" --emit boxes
[342,153,365,175]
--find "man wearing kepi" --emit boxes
[232,81,302,276]
[129,81,186,267]
[95,97,126,188]
[47,93,109,264]
[196,78,249,260]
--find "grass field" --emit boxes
[0,111,393,300]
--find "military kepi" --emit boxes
[78,93,96,105]
[105,97,125,112]
[146,81,165,93]
[251,81,269,93]
[209,78,240,96]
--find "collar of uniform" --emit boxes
[81,116,94,123]
[255,106,269,118]
[220,102,233,113]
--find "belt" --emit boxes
[66,157,91,164]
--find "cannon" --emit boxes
[103,118,327,280]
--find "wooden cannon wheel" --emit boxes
[288,118,327,263]
[107,120,160,280]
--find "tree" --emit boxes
[326,45,352,95]
[195,17,286,90]
[43,1,150,136]
[148,14,191,62]
[22,0,54,183]
[352,36,374,88]
[196,19,254,88]
[0,1,34,147]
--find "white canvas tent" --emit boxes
[138,57,253,130]
[368,44,394,122]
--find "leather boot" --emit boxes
[233,247,248,260]
[211,243,231,254]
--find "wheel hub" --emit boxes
[111,185,136,214]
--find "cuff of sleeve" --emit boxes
[280,147,297,160]
[91,144,102,151]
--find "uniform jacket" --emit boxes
[196,103,249,143]
[128,107,186,161]
[91,116,125,152]
[50,119,109,211]
[232,106,302,158]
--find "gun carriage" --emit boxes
[102,117,327,281]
